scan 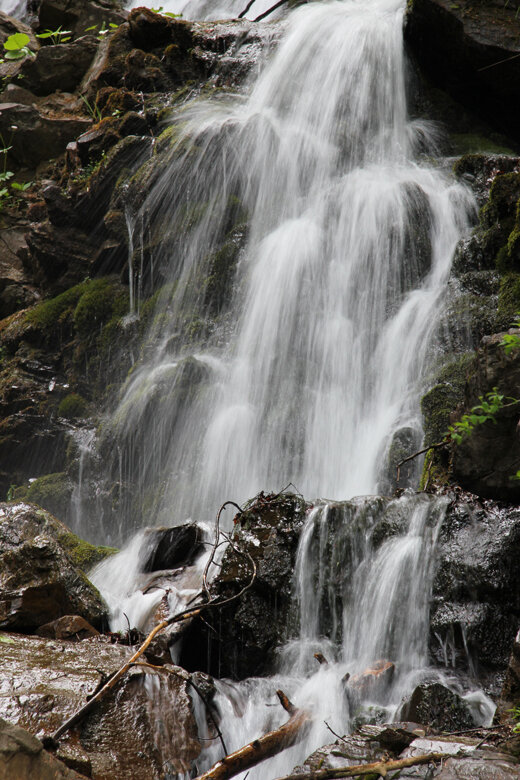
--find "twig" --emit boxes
[273,753,445,779]
[478,52,520,72]
[203,501,243,598]
[254,0,289,22]
[396,441,447,484]
[324,721,348,745]
[238,0,257,17]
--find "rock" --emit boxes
[397,682,476,731]
[0,103,90,169]
[431,495,520,684]
[0,717,84,780]
[180,492,308,679]
[402,736,520,778]
[0,502,108,630]
[0,632,201,779]
[502,628,520,705]
[18,36,99,96]
[451,331,520,502]
[37,0,127,40]
[143,523,205,573]
[404,0,520,139]
[35,614,99,640]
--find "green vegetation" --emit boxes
[1,32,34,61]
[57,393,89,419]
[26,472,72,521]
[36,26,72,45]
[446,388,509,445]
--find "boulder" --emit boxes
[180,492,308,679]
[35,614,99,641]
[37,0,127,40]
[431,494,520,683]
[0,632,201,779]
[404,0,520,139]
[502,628,520,705]
[0,103,90,169]
[0,502,108,630]
[397,682,476,731]
[0,717,84,780]
[18,35,99,96]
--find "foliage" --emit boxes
[2,32,35,61]
[36,26,72,45]
[57,393,89,419]
[510,705,520,733]
[80,94,102,122]
[500,314,520,354]
[445,388,506,445]
[151,6,183,17]
[84,21,119,39]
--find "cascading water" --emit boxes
[85,0,494,776]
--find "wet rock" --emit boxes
[18,36,99,96]
[0,502,108,631]
[0,717,84,780]
[431,495,520,683]
[180,492,308,680]
[397,682,476,731]
[292,726,386,775]
[0,632,201,779]
[143,523,205,573]
[402,736,520,778]
[405,0,520,139]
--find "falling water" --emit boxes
[85,0,492,775]
[88,0,475,541]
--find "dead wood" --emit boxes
[274,752,446,779]
[314,653,328,666]
[49,500,256,744]
[254,0,289,22]
[238,0,257,17]
[193,690,310,780]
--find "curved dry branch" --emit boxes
[274,752,446,780]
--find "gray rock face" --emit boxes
[0,502,108,631]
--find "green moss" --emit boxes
[450,134,516,157]
[421,353,474,446]
[73,278,129,341]
[26,472,73,522]
[57,393,89,419]
[497,272,520,329]
[57,531,118,572]
[481,172,520,231]
[25,282,87,337]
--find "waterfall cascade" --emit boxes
[87,1,494,776]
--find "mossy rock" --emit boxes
[57,531,117,572]
[25,472,73,524]
[57,393,89,419]
[73,277,129,342]
[480,172,520,232]
[449,134,516,157]
[421,353,474,447]
[497,272,520,330]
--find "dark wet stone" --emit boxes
[0,717,85,780]
[397,682,475,732]
[143,524,205,573]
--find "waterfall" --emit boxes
[85,0,475,542]
[86,2,494,775]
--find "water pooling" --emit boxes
[87,0,492,775]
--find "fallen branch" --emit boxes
[238,0,257,17]
[254,0,289,22]
[396,441,446,485]
[49,500,256,744]
[193,690,310,780]
[274,752,445,779]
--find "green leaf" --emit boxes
[4,49,26,60]
[0,633,15,644]
[4,32,30,51]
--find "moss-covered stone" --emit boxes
[449,135,516,157]
[57,393,89,419]
[497,272,520,330]
[421,353,474,447]
[73,278,129,341]
[57,531,117,572]
[25,472,73,524]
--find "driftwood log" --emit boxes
[274,752,446,779]
[193,690,310,780]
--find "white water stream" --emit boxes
[88,0,494,776]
